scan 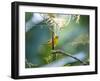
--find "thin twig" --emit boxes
[51,50,87,65]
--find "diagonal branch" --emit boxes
[51,50,87,65]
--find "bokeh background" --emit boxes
[25,12,89,68]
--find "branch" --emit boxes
[51,50,87,65]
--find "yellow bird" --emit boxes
[47,35,59,47]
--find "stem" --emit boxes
[52,32,54,49]
[52,29,56,61]
[52,50,87,65]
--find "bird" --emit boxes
[47,35,59,46]
[42,35,59,47]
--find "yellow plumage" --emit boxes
[47,35,59,46]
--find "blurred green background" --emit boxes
[25,12,89,68]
